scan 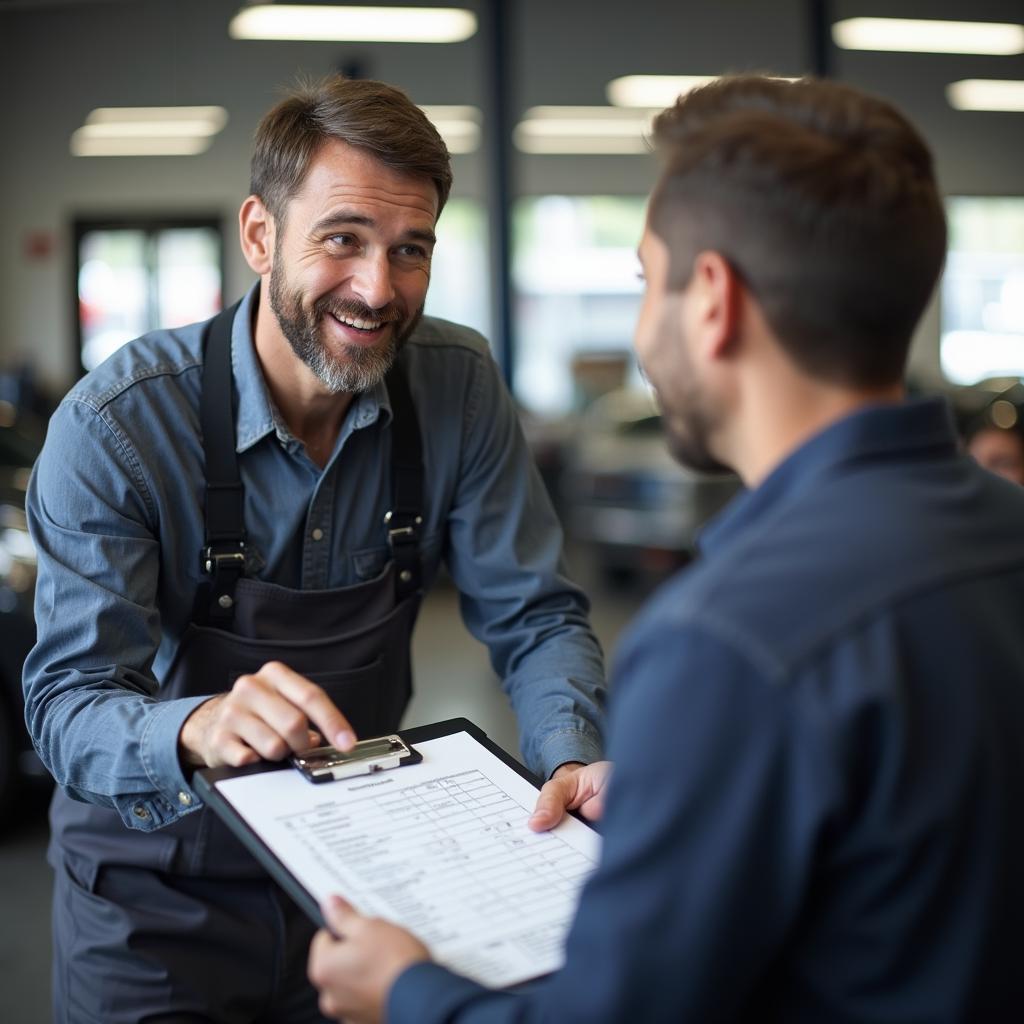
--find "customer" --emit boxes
[307,74,1024,1023]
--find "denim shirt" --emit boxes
[23,286,606,832]
[388,398,1024,1023]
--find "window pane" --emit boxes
[78,230,149,372]
[423,198,490,340]
[155,228,222,329]
[513,196,646,416]
[941,197,1024,386]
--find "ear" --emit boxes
[688,250,742,361]
[239,195,274,276]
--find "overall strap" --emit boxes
[384,362,425,601]
[199,301,246,623]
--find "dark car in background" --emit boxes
[0,413,49,824]
[560,388,741,585]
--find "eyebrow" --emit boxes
[311,211,436,246]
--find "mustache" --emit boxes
[315,296,405,325]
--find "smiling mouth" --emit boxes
[328,311,389,333]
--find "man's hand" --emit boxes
[308,895,431,1024]
[528,760,613,831]
[178,661,356,768]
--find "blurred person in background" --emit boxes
[964,416,1024,486]
[24,75,605,1024]
[307,73,1024,1024]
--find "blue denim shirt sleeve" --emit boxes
[23,397,205,830]
[440,344,605,776]
[23,307,607,830]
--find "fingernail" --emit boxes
[334,730,355,751]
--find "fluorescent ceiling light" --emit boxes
[71,134,213,157]
[607,75,718,107]
[832,17,1024,55]
[420,104,480,153]
[86,106,228,130]
[77,121,223,139]
[229,4,477,43]
[71,106,228,156]
[514,107,655,154]
[947,79,1024,112]
[515,135,650,155]
[607,74,801,108]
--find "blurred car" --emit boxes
[560,388,741,583]
[0,412,49,825]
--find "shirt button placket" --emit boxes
[305,467,336,589]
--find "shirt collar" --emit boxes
[230,283,392,455]
[697,396,959,557]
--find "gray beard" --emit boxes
[267,266,422,394]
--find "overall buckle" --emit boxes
[201,541,247,577]
[384,510,422,595]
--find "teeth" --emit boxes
[335,313,382,331]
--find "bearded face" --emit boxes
[258,142,438,395]
[649,302,730,475]
[268,251,423,394]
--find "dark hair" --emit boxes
[250,75,453,223]
[648,75,947,387]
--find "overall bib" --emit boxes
[51,305,426,1022]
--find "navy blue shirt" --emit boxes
[24,288,605,835]
[390,398,1024,1023]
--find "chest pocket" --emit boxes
[351,531,443,581]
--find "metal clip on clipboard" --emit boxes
[290,734,421,784]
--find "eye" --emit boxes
[325,233,358,250]
[393,243,432,268]
[395,243,430,260]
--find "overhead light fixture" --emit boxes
[832,17,1024,55]
[607,74,802,108]
[514,106,655,155]
[70,106,228,157]
[420,105,481,154]
[85,106,228,131]
[229,4,477,43]
[71,135,213,157]
[607,75,718,107]
[947,79,1024,112]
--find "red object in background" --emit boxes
[23,230,56,262]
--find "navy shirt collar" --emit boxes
[699,397,959,557]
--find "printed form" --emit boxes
[214,731,601,987]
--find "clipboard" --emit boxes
[194,717,600,989]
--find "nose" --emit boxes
[350,249,397,311]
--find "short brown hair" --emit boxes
[649,75,947,387]
[251,75,453,223]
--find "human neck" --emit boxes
[725,368,904,488]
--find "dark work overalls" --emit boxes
[51,304,426,1023]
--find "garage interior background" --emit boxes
[1,1,1022,1021]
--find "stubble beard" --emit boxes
[268,262,423,394]
[653,313,731,475]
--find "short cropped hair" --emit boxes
[649,75,947,387]
[250,75,453,223]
